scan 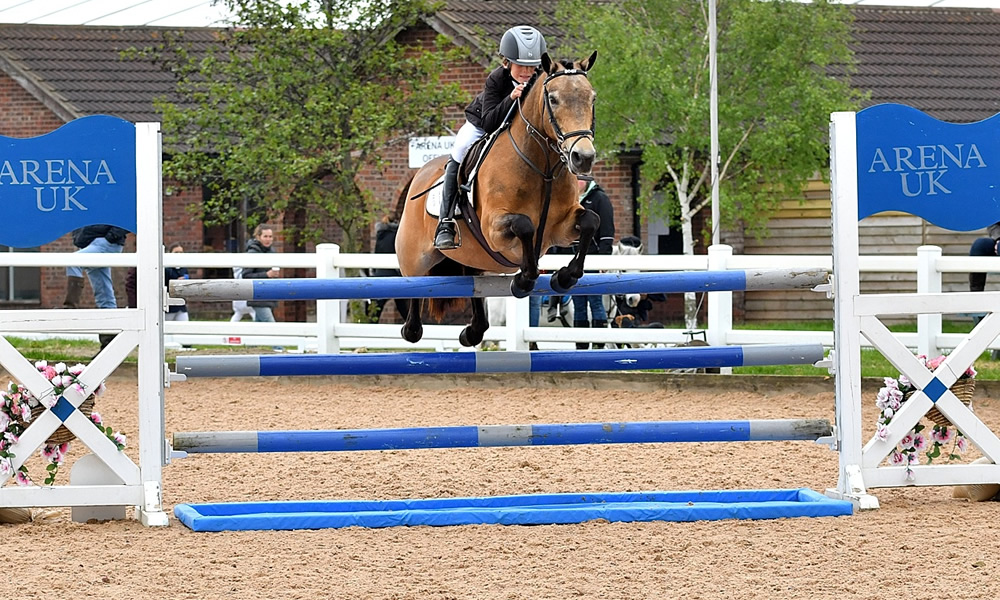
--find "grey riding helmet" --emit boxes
[498,26,547,66]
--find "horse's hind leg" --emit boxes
[459,296,488,347]
[552,209,600,293]
[401,298,423,343]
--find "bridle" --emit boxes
[510,68,596,180]
[507,67,596,258]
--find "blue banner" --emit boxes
[856,104,1000,231]
[0,115,137,248]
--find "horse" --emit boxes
[395,52,599,347]
[604,240,643,324]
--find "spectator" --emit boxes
[969,221,1000,359]
[241,225,280,322]
[64,224,128,350]
[572,179,615,349]
[969,221,1000,296]
[164,242,190,321]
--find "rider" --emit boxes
[434,25,547,250]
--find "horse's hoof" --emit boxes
[459,327,485,347]
[510,277,535,299]
[401,324,423,343]
[549,269,577,294]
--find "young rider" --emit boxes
[434,25,547,250]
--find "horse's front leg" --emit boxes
[552,209,600,293]
[502,214,539,298]
[459,296,488,347]
[401,298,423,343]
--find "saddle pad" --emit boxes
[424,175,475,218]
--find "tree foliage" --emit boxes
[140,0,466,251]
[558,0,865,251]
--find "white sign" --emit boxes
[409,136,455,168]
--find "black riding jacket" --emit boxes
[464,66,519,135]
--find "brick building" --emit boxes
[2,4,1000,322]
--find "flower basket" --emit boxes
[904,377,974,427]
[27,395,95,445]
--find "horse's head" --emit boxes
[536,51,598,176]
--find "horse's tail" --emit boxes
[392,174,415,221]
[426,258,472,321]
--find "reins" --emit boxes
[508,67,596,258]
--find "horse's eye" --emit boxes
[548,94,560,106]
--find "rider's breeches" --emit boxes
[451,121,485,163]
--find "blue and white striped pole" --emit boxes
[174,344,824,378]
[169,269,829,301]
[172,418,834,453]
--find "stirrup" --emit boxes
[434,219,461,250]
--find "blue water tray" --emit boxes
[174,488,853,532]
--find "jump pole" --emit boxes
[174,343,825,378]
[169,268,829,301]
[172,419,834,454]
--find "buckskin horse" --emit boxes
[395,52,599,346]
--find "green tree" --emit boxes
[140,0,466,253]
[558,0,864,326]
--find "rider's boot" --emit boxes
[434,159,461,250]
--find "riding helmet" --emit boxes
[498,26,547,67]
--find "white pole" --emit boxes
[709,0,721,246]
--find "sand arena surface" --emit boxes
[5,373,1000,599]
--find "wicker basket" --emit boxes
[27,395,95,445]
[905,378,974,428]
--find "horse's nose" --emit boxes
[571,147,595,174]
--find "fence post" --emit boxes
[917,245,942,358]
[509,296,530,351]
[707,244,733,374]
[316,244,341,353]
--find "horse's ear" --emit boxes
[580,51,597,71]
[541,52,555,74]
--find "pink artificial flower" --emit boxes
[899,434,915,450]
[957,437,969,452]
[927,355,947,370]
[876,424,890,441]
[54,362,66,374]
[889,451,906,465]
[94,382,106,397]
[41,444,59,460]
[113,432,127,446]
[912,433,927,451]
[965,366,978,379]
[42,366,57,381]
[14,471,31,486]
[0,458,11,477]
[0,413,9,431]
[69,364,85,376]
[90,411,103,425]
[883,377,899,389]
[899,375,911,388]
[932,427,954,444]
[33,360,47,370]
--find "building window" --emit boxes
[0,246,41,302]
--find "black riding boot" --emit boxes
[434,159,461,250]
[574,320,590,350]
